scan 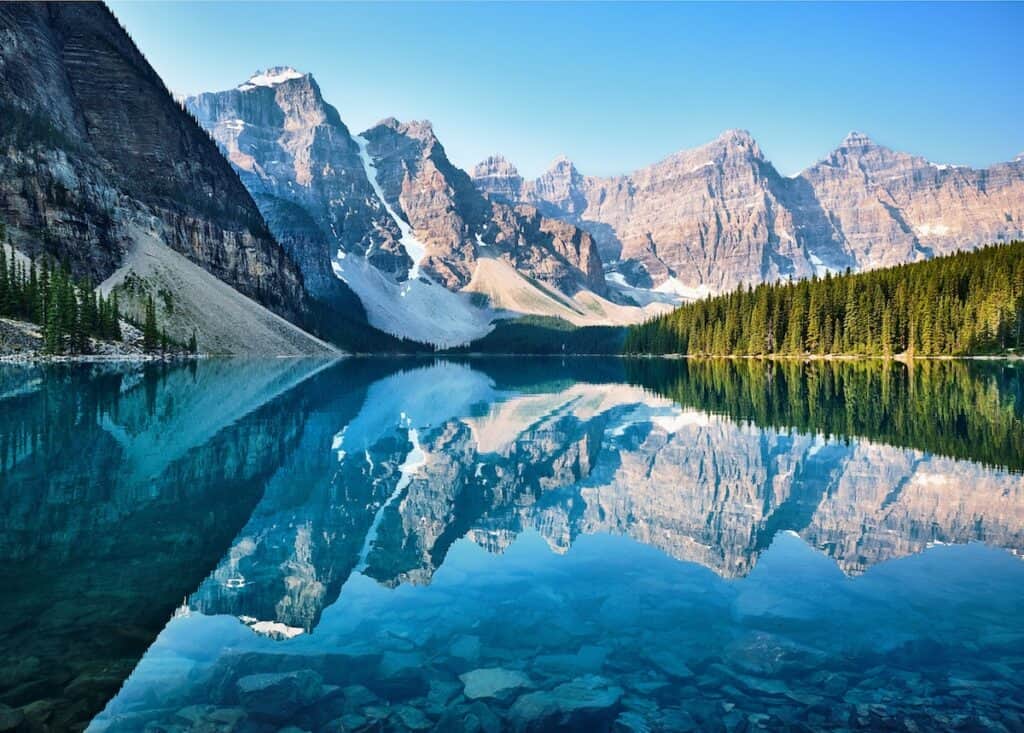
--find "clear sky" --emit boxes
[109,1,1023,178]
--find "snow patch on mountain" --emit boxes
[238,66,305,91]
[331,252,492,348]
[653,277,713,301]
[915,223,952,237]
[354,135,427,280]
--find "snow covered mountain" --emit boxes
[473,131,1024,298]
[186,70,665,347]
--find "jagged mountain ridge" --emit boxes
[473,130,1024,297]
[186,69,663,347]
[0,5,333,354]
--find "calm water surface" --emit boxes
[0,358,1022,732]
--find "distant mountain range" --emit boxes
[474,130,1024,297]
[1,2,1021,352]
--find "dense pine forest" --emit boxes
[626,358,1024,473]
[625,241,1024,357]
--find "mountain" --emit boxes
[0,4,334,355]
[473,130,1024,298]
[186,71,662,347]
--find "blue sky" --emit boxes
[109,1,1023,178]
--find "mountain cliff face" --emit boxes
[474,131,1024,297]
[0,4,324,351]
[361,118,606,295]
[185,69,410,295]
[186,72,639,346]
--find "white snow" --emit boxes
[331,254,492,347]
[238,67,304,91]
[915,223,952,237]
[652,409,714,434]
[807,252,838,277]
[602,270,686,307]
[354,135,427,280]
[653,277,714,301]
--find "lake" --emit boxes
[1,358,1022,732]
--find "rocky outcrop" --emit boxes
[0,4,311,330]
[352,117,608,296]
[185,69,410,291]
[474,130,1024,296]
[798,131,1024,268]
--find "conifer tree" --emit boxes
[143,295,159,353]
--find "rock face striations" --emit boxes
[0,4,329,353]
[473,130,1024,298]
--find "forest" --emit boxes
[0,243,123,354]
[624,241,1024,356]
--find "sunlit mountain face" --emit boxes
[1,358,1022,731]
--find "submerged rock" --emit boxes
[235,670,323,717]
[460,667,531,700]
[510,674,623,728]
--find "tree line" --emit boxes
[0,226,196,355]
[624,241,1024,357]
[0,244,122,354]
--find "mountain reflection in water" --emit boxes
[0,358,1021,732]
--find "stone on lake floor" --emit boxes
[643,649,694,679]
[449,634,482,663]
[460,667,532,699]
[234,670,324,718]
[392,703,434,729]
[510,674,623,727]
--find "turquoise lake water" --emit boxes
[0,358,1022,732]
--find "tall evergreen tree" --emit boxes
[143,295,159,353]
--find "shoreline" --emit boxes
[2,350,1022,364]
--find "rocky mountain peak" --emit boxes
[710,128,763,161]
[547,154,578,174]
[839,130,877,150]
[472,155,524,202]
[474,154,520,178]
[717,128,755,145]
